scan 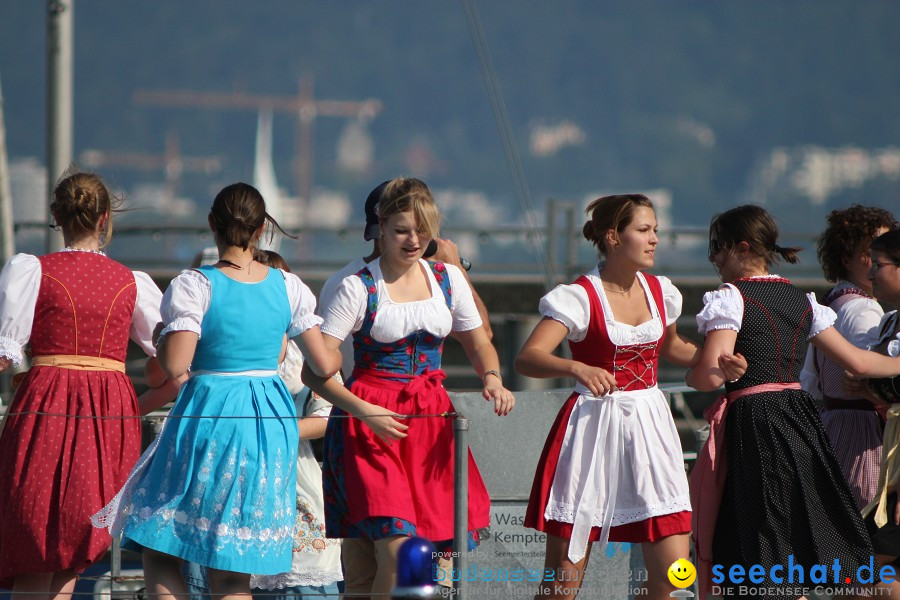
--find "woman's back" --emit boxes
[191,265,290,372]
[731,278,812,386]
[32,251,137,360]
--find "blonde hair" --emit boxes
[377,177,442,239]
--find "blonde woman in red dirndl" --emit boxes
[303,177,515,600]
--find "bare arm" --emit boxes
[661,322,748,381]
[471,287,493,341]
[300,362,409,441]
[140,337,188,414]
[658,322,701,368]
[514,317,618,397]
[157,330,199,380]
[452,326,515,416]
[685,328,739,391]
[810,326,900,378]
[300,333,408,441]
[298,415,328,440]
[137,373,188,415]
[294,325,341,378]
[144,356,167,388]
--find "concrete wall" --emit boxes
[446,389,675,599]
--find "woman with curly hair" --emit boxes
[800,205,897,508]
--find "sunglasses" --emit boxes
[708,239,730,257]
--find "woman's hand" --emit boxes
[0,357,11,373]
[571,362,618,397]
[717,352,747,383]
[482,376,515,416]
[356,403,409,443]
[301,361,409,443]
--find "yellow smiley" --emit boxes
[667,558,697,588]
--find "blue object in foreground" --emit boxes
[392,536,438,599]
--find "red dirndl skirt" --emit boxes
[332,368,490,541]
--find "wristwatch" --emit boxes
[482,369,502,384]
[888,337,899,358]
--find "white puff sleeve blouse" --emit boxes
[696,279,836,337]
[320,259,481,343]
[0,253,163,366]
[538,269,683,344]
[158,268,322,340]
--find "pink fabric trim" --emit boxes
[690,382,801,599]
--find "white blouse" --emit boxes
[696,277,836,337]
[0,252,163,367]
[158,268,322,340]
[873,310,900,357]
[539,268,682,345]
[799,281,884,396]
[320,258,481,343]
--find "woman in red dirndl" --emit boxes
[517,194,745,600]
[0,172,169,599]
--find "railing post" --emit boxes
[547,198,559,274]
[564,201,577,282]
[110,536,121,596]
[453,415,470,600]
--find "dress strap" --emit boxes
[641,273,667,347]
[572,275,611,348]
[354,267,378,331]
[426,261,452,308]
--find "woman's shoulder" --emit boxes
[700,282,742,308]
[640,272,679,294]
[165,269,212,296]
[540,277,592,315]
[4,253,40,270]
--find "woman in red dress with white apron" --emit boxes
[516,194,745,600]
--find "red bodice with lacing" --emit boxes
[567,274,667,391]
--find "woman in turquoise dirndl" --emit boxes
[92,183,407,600]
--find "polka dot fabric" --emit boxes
[712,278,873,600]
[0,251,142,584]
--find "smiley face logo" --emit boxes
[667,558,697,589]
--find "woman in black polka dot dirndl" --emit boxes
[688,205,900,600]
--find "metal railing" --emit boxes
[9,220,826,286]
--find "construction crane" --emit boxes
[79,130,222,202]
[133,74,382,207]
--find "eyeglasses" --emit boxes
[708,239,730,257]
[871,260,900,273]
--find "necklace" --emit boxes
[219,258,253,272]
[601,281,635,294]
[63,246,105,256]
